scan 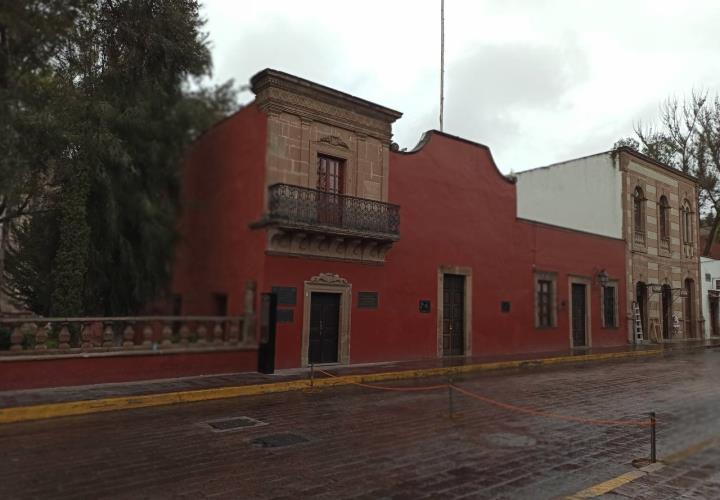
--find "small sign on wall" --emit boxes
[277,309,294,323]
[358,292,379,309]
[419,300,431,313]
[272,286,297,306]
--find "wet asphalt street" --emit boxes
[2,350,720,499]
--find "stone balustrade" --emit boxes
[0,316,254,355]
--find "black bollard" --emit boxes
[448,376,454,419]
[310,363,315,388]
[650,411,657,463]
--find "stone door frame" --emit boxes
[436,265,473,358]
[301,273,351,367]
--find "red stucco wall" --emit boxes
[258,132,627,368]
[0,350,257,390]
[172,103,268,316]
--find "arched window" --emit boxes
[681,200,692,245]
[633,187,645,244]
[659,196,670,242]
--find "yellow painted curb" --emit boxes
[0,348,661,425]
[566,469,646,499]
[566,433,720,499]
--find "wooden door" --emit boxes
[571,283,587,347]
[308,292,340,364]
[317,155,344,226]
[442,274,465,356]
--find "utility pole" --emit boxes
[439,0,445,132]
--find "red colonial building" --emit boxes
[172,69,627,370]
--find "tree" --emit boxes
[615,91,720,256]
[2,1,238,316]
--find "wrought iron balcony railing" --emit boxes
[266,183,400,238]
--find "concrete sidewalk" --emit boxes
[0,341,716,424]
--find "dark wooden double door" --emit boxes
[443,274,465,356]
[571,283,587,347]
[308,292,340,364]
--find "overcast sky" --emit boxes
[201,0,720,173]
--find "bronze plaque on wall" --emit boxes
[271,286,297,306]
[358,292,379,309]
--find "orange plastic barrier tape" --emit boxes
[451,384,651,427]
[316,369,651,427]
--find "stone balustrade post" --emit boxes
[179,323,190,346]
[58,324,71,350]
[81,324,93,350]
[213,322,224,344]
[122,324,135,348]
[161,323,173,347]
[35,323,49,350]
[196,324,208,345]
[102,323,114,348]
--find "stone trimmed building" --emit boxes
[516,148,701,343]
[171,69,630,370]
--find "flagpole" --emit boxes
[440,0,445,131]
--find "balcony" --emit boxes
[254,183,400,263]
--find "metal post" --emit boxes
[439,0,445,131]
[650,411,656,463]
[310,363,315,388]
[448,376,453,419]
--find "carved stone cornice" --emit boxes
[250,69,402,142]
[308,273,349,285]
[318,135,349,149]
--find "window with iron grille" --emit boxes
[535,275,555,328]
[602,284,617,328]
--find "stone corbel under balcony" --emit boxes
[264,228,394,264]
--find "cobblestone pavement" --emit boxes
[2,350,720,499]
[601,440,720,499]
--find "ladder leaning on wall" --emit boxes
[632,302,644,343]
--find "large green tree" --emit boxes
[2,0,237,316]
[616,91,720,256]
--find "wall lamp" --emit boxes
[596,269,609,287]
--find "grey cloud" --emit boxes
[439,41,589,155]
[210,17,349,89]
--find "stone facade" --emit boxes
[250,69,402,262]
[619,149,701,341]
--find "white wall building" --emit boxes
[516,147,701,344]
[515,152,623,239]
[700,257,720,338]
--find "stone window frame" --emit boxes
[310,138,354,196]
[534,271,557,329]
[681,199,694,247]
[601,280,619,329]
[633,185,647,247]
